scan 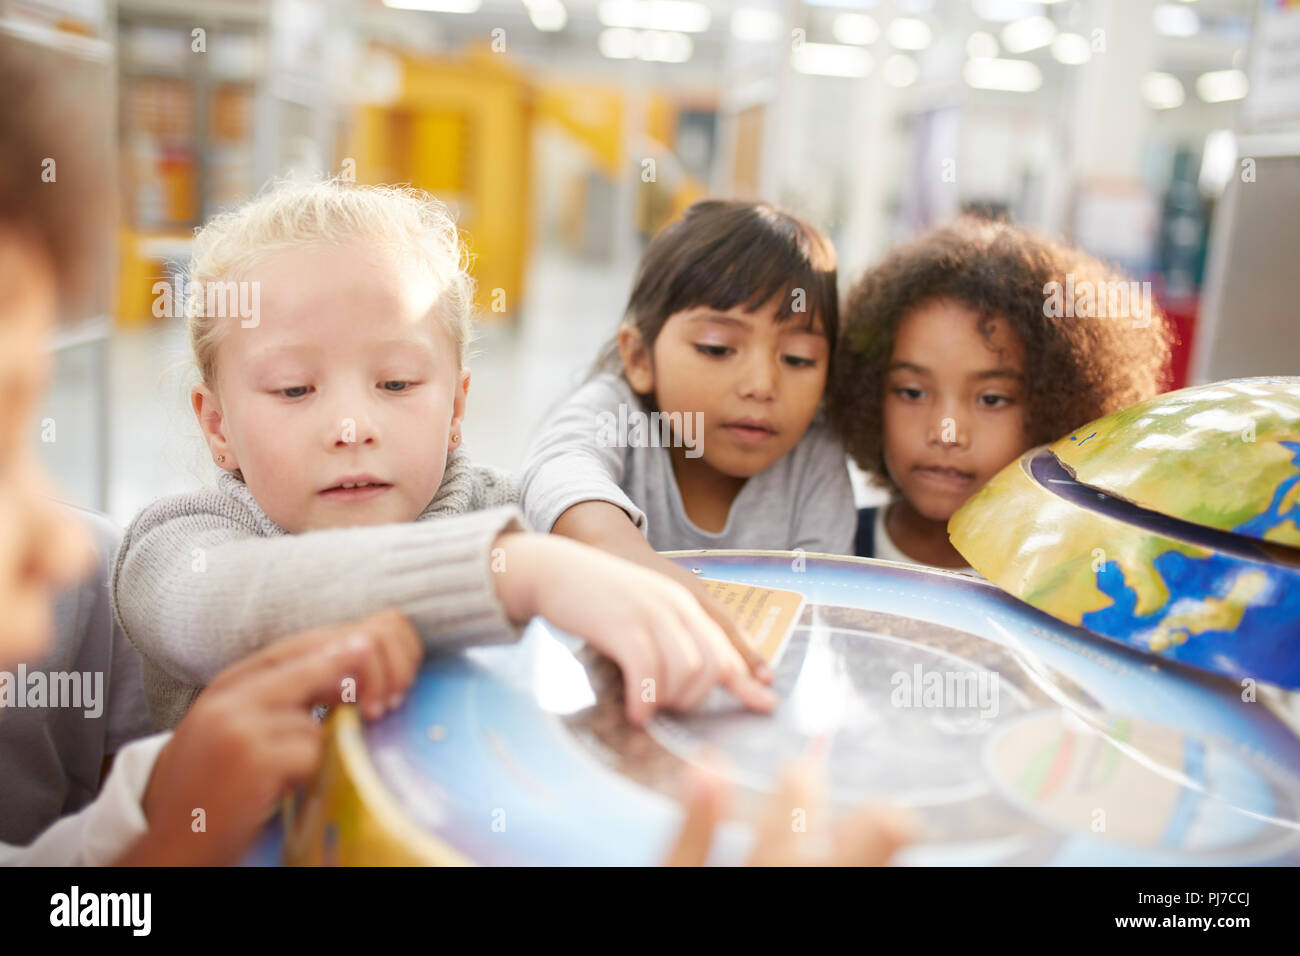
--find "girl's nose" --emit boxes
[328,403,379,447]
[738,352,778,401]
[332,417,377,446]
[928,409,968,448]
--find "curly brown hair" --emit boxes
[827,217,1173,491]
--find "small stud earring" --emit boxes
[217,454,226,464]
[451,433,460,445]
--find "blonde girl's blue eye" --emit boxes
[280,386,311,398]
[380,380,412,392]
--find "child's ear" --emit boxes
[617,324,655,395]
[448,368,470,450]
[192,384,238,471]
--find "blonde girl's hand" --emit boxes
[494,533,778,726]
[673,565,774,684]
[550,500,773,684]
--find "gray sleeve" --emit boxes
[520,376,648,535]
[76,513,152,755]
[112,498,525,688]
[789,424,857,556]
[467,461,522,510]
[104,617,150,756]
[58,509,150,764]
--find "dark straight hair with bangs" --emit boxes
[592,199,839,385]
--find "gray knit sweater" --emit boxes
[111,449,524,730]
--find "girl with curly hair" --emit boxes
[828,217,1173,570]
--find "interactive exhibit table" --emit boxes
[267,379,1300,866]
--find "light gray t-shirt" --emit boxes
[521,374,856,554]
[0,506,152,846]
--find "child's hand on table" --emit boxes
[674,565,774,680]
[550,500,775,681]
[664,757,917,867]
[119,609,422,866]
[494,532,778,726]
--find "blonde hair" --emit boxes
[186,179,475,386]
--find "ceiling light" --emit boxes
[972,0,1044,23]
[1001,15,1055,53]
[887,17,932,50]
[1051,32,1089,64]
[598,0,710,34]
[526,0,567,31]
[1142,72,1185,109]
[792,42,873,77]
[599,26,637,58]
[833,13,879,45]
[1196,69,1247,103]
[383,0,482,12]
[1153,4,1199,37]
[963,57,1042,91]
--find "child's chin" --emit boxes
[302,503,412,532]
[906,491,964,524]
[704,447,784,480]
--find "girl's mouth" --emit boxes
[319,481,393,503]
[913,465,976,488]
[723,420,777,446]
